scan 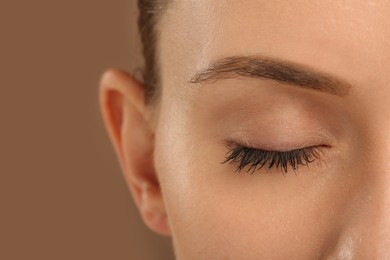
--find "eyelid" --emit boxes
[221,142,324,174]
[226,128,336,152]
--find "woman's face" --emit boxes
[149,0,390,258]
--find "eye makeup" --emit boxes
[222,142,323,175]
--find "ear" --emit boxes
[99,68,170,236]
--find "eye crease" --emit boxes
[221,143,322,175]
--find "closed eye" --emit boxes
[221,143,322,175]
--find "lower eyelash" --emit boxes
[221,143,321,174]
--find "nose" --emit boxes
[336,194,390,259]
[328,146,390,259]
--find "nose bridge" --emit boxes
[345,134,390,258]
[328,125,390,258]
[330,176,390,259]
[333,25,390,258]
[356,183,390,258]
[362,179,390,257]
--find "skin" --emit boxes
[100,1,390,259]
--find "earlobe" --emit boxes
[140,182,172,236]
[99,68,171,236]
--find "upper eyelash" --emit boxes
[221,143,321,174]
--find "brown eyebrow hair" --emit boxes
[189,55,352,96]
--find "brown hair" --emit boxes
[138,0,168,103]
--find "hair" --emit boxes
[138,0,168,103]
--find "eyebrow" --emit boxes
[189,55,352,96]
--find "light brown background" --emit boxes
[1,0,174,259]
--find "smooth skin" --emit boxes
[100,1,390,259]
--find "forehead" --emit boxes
[158,0,390,93]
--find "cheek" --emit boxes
[153,95,354,259]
